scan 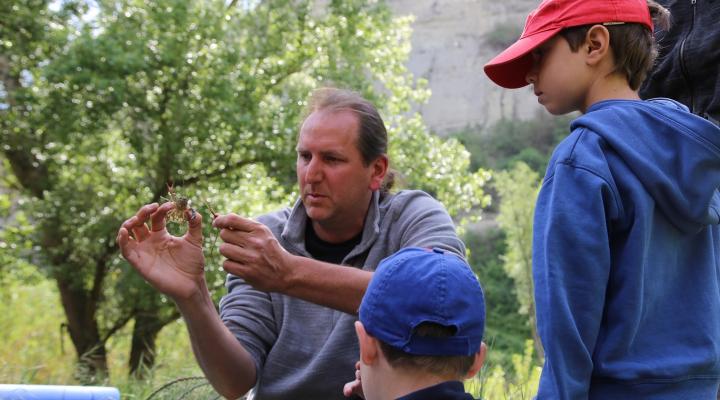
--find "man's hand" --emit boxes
[212,214,294,292]
[117,202,206,300]
[343,361,364,398]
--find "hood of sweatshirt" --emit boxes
[572,98,720,233]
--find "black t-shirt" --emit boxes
[304,221,362,264]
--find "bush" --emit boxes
[452,114,572,173]
[465,227,531,371]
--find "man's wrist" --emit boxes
[281,252,303,294]
[174,279,214,312]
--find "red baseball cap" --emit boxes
[483,0,654,89]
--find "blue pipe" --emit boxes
[0,384,120,399]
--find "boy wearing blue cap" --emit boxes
[344,247,487,400]
[484,0,720,399]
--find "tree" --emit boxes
[464,227,532,371]
[494,162,543,361]
[1,0,489,381]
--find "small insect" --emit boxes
[164,181,191,224]
[162,180,222,269]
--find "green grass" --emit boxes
[0,273,204,398]
[467,340,541,399]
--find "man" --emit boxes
[117,88,465,399]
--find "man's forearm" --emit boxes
[284,255,373,314]
[175,285,257,399]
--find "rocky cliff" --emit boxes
[388,0,547,134]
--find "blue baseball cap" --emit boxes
[359,247,485,356]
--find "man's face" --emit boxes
[296,109,386,241]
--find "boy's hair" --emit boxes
[359,247,486,377]
[560,0,670,90]
[378,322,477,377]
[483,0,668,89]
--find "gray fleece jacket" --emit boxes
[219,190,465,399]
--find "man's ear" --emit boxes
[464,342,488,379]
[355,321,380,365]
[584,24,612,66]
[368,155,388,191]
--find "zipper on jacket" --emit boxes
[678,0,697,112]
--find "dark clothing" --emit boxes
[304,222,362,264]
[640,0,720,125]
[396,381,475,400]
[534,98,720,399]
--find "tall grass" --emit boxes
[468,340,541,399]
[0,270,203,398]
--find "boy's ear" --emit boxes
[464,342,488,379]
[355,321,380,365]
[584,24,612,66]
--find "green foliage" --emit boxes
[465,227,530,371]
[468,340,541,399]
[2,0,490,379]
[494,163,539,317]
[494,162,543,361]
[452,114,572,173]
[0,171,37,285]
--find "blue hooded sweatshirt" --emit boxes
[533,98,720,399]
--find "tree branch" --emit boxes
[174,156,271,188]
[101,312,134,344]
[1,55,52,198]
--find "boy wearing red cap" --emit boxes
[343,247,487,399]
[484,0,720,399]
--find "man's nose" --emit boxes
[304,158,323,182]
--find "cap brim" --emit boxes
[484,28,560,89]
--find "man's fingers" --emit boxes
[342,379,363,398]
[122,203,159,232]
[184,208,204,245]
[218,227,255,245]
[136,203,160,221]
[131,223,150,242]
[221,258,248,276]
[117,227,135,258]
[219,242,255,265]
[117,227,128,248]
[120,216,148,241]
[150,202,174,232]
[212,213,258,232]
